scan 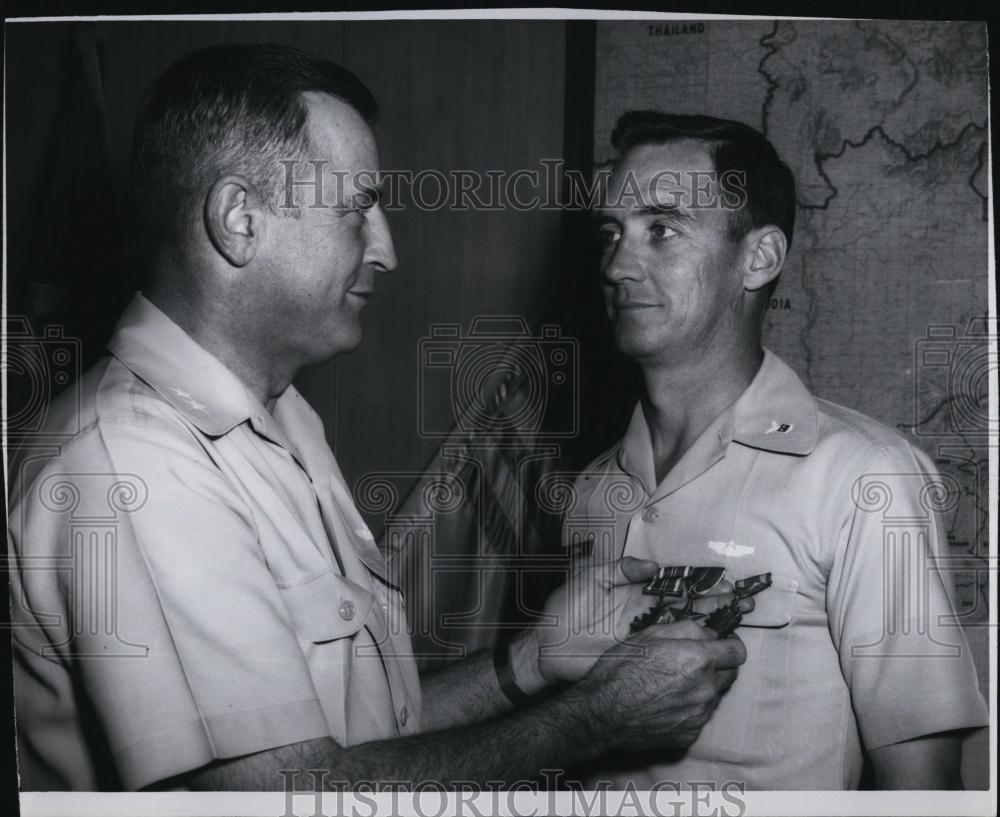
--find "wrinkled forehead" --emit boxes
[301,90,379,169]
[600,138,718,212]
[299,90,380,201]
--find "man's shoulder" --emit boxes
[812,395,933,472]
[562,438,635,520]
[10,355,207,501]
[42,353,193,434]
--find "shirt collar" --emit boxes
[618,403,655,495]
[617,400,735,498]
[730,348,818,456]
[612,348,817,494]
[107,292,299,439]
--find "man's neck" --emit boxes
[638,343,763,485]
[144,283,293,413]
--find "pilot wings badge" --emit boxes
[708,539,755,558]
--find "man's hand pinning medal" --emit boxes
[629,566,772,638]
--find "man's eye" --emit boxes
[598,227,621,245]
[333,206,366,224]
[650,223,677,240]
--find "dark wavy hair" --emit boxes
[132,42,376,243]
[611,111,796,252]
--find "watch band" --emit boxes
[493,637,532,706]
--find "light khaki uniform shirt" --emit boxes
[9,294,421,790]
[565,350,988,789]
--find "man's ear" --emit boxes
[203,175,264,268]
[742,227,787,292]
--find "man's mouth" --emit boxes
[613,295,658,311]
[610,288,658,311]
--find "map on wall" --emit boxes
[594,19,992,623]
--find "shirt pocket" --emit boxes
[277,570,377,745]
[687,573,799,766]
[739,572,798,630]
[279,570,375,643]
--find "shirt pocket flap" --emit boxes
[279,570,375,643]
[740,573,798,629]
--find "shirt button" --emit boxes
[338,600,356,621]
[400,706,409,726]
[642,506,659,523]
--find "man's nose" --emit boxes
[602,239,641,284]
[363,206,398,273]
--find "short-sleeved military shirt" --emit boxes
[9,294,422,790]
[565,350,988,789]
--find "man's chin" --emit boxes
[333,331,364,356]
[614,327,665,360]
[304,330,364,365]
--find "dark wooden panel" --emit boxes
[6,21,348,218]
[97,21,348,186]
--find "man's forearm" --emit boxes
[185,682,602,791]
[868,733,963,789]
[327,686,601,788]
[419,649,509,732]
[420,633,547,732]
[176,624,745,792]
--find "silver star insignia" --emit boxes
[171,387,207,412]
